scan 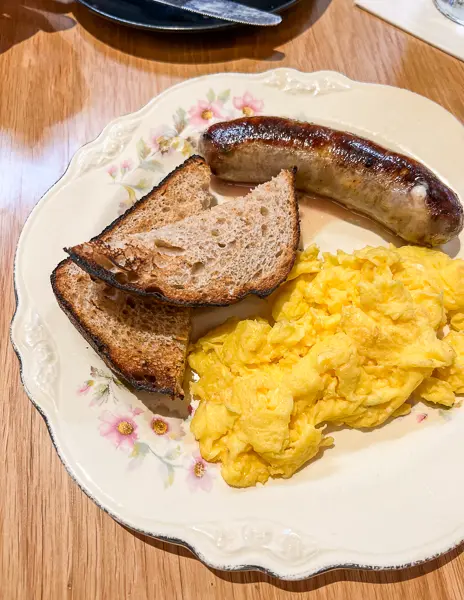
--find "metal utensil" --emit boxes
[148,0,282,26]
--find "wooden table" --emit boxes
[1,1,464,598]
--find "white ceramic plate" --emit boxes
[11,69,464,581]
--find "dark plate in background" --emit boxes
[77,0,298,31]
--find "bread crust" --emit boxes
[51,259,189,398]
[67,170,300,307]
[51,156,211,397]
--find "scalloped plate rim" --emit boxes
[10,68,464,581]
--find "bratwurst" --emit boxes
[200,117,463,246]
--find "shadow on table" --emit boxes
[0,0,76,56]
[0,0,86,148]
[129,528,463,591]
[73,0,332,65]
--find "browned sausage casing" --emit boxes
[200,117,463,246]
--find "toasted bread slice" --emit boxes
[52,156,213,396]
[52,260,190,396]
[66,170,299,307]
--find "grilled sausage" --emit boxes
[200,117,463,246]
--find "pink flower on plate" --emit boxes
[151,417,184,440]
[131,407,144,417]
[233,91,264,117]
[107,165,118,179]
[416,413,428,423]
[78,380,93,395]
[99,411,138,449]
[120,159,133,175]
[185,452,213,492]
[188,100,223,126]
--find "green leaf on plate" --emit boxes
[131,441,151,458]
[133,177,151,191]
[113,377,125,389]
[218,89,230,104]
[164,464,175,488]
[181,140,194,157]
[136,138,151,161]
[165,445,182,461]
[174,107,187,134]
[206,89,216,103]
[122,185,137,206]
[141,159,163,173]
[95,383,109,397]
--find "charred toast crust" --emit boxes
[51,259,186,397]
[201,117,464,244]
[67,170,301,308]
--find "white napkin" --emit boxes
[355,0,464,62]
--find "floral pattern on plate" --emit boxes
[14,70,464,579]
[78,367,214,490]
[106,88,265,211]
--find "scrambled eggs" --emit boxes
[188,245,464,487]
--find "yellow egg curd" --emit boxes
[188,244,464,487]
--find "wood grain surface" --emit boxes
[1,1,464,598]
